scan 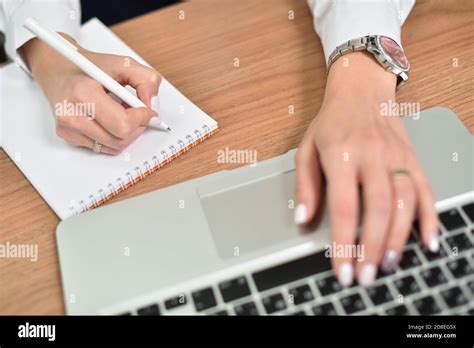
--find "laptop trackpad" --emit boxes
[199,170,301,259]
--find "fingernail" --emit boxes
[148,116,163,127]
[381,250,398,273]
[294,204,308,224]
[428,233,440,253]
[338,262,354,288]
[359,263,376,287]
[151,95,160,113]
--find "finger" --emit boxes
[110,56,161,108]
[321,150,359,288]
[294,143,323,225]
[125,107,157,133]
[72,119,146,152]
[357,165,392,287]
[91,91,156,139]
[381,174,416,273]
[411,162,440,252]
[56,126,120,155]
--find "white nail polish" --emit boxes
[294,204,308,225]
[148,117,163,127]
[429,233,440,253]
[338,263,354,288]
[151,95,160,113]
[381,250,398,273]
[359,263,376,287]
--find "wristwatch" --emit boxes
[327,35,410,90]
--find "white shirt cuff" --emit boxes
[4,0,80,73]
[308,0,415,65]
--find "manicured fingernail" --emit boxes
[148,116,163,127]
[338,262,354,288]
[294,204,307,224]
[359,263,376,287]
[381,250,398,273]
[151,95,160,113]
[428,233,439,253]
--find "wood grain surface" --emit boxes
[0,0,472,314]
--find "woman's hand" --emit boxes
[294,52,439,287]
[21,34,161,155]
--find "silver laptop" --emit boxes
[56,107,473,315]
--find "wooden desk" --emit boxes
[0,0,472,314]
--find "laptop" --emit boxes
[56,107,473,315]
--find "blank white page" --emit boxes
[0,18,218,220]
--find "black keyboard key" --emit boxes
[394,275,421,296]
[252,251,331,292]
[292,310,306,316]
[289,284,314,305]
[340,293,366,314]
[440,286,468,308]
[192,287,217,312]
[377,269,395,279]
[234,301,259,316]
[446,257,473,278]
[421,244,448,262]
[316,275,343,296]
[413,296,441,315]
[219,276,251,303]
[118,312,132,316]
[312,302,337,316]
[467,280,474,295]
[439,209,467,231]
[164,294,187,310]
[461,202,474,223]
[137,304,160,316]
[262,293,287,314]
[399,249,422,270]
[420,266,448,287]
[445,232,472,253]
[210,309,228,316]
[407,230,419,244]
[367,284,393,306]
[385,304,409,316]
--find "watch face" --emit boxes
[379,36,409,70]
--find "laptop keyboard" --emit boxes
[122,200,474,316]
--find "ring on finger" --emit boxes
[93,141,103,154]
[389,168,411,178]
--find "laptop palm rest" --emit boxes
[199,170,300,259]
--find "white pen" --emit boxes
[23,17,171,132]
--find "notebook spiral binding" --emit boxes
[68,124,217,217]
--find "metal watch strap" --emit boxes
[327,37,369,72]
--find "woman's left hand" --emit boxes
[294,52,439,287]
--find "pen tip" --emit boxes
[167,127,171,132]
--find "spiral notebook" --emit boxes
[0,18,218,220]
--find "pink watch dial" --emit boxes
[379,36,409,70]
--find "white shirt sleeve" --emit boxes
[307,0,415,65]
[0,0,81,66]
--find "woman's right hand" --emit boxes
[21,34,162,155]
